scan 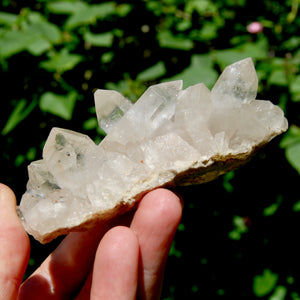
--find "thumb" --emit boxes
[0,184,30,300]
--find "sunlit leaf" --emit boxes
[176,19,192,31]
[0,12,18,26]
[51,2,119,29]
[39,91,77,120]
[285,143,300,174]
[47,1,120,29]
[28,39,51,56]
[280,126,300,148]
[269,286,287,300]
[84,31,114,47]
[213,38,268,69]
[0,30,34,58]
[290,75,300,102]
[40,49,83,73]
[105,78,146,101]
[115,4,132,17]
[228,215,248,240]
[282,36,300,50]
[280,126,300,174]
[137,61,166,81]
[264,203,279,216]
[268,69,288,86]
[101,52,114,63]
[163,54,218,89]
[0,11,61,58]
[27,12,61,44]
[46,1,82,14]
[253,269,278,297]
[157,30,194,50]
[191,23,219,41]
[185,0,218,14]
[1,99,37,135]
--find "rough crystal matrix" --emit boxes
[19,58,288,243]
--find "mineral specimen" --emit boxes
[18,58,288,243]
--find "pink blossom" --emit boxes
[247,21,264,34]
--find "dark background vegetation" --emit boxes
[1,0,300,298]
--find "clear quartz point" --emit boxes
[211,57,258,103]
[94,89,133,134]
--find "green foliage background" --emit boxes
[1,0,300,299]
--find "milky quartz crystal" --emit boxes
[19,58,288,243]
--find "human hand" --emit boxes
[0,183,182,300]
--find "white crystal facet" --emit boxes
[94,89,133,133]
[211,57,258,103]
[19,58,288,243]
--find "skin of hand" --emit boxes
[0,183,183,300]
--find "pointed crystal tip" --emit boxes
[94,89,133,134]
[212,57,258,103]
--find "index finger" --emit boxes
[130,188,183,300]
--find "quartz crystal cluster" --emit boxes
[19,58,288,243]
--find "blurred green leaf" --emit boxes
[190,22,219,41]
[46,1,82,14]
[157,30,194,50]
[39,91,77,120]
[280,126,300,174]
[293,200,300,212]
[49,1,131,17]
[28,39,52,56]
[137,61,167,81]
[105,77,146,101]
[27,12,61,44]
[115,3,132,17]
[282,36,300,51]
[101,52,114,63]
[163,54,218,89]
[40,49,83,73]
[1,99,37,135]
[213,38,268,69]
[284,143,300,174]
[264,203,280,216]
[268,69,288,86]
[290,75,300,102]
[228,215,248,240]
[84,31,114,47]
[291,292,300,300]
[26,147,37,161]
[169,241,182,258]
[28,258,36,266]
[0,11,61,58]
[0,30,34,58]
[15,154,25,167]
[83,117,98,130]
[253,269,278,297]
[176,19,192,31]
[269,286,287,300]
[185,0,218,14]
[280,126,300,148]
[223,170,235,193]
[47,1,130,29]
[0,12,18,26]
[263,196,282,216]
